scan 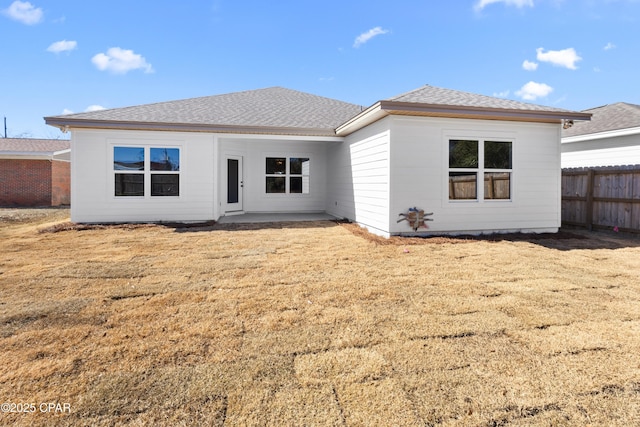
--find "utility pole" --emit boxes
[3,117,6,138]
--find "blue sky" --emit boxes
[1,0,639,139]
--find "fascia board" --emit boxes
[0,152,55,160]
[380,101,593,122]
[44,118,341,138]
[562,126,640,144]
[335,101,592,136]
[335,103,388,136]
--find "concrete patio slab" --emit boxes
[217,212,338,224]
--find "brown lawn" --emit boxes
[1,208,639,426]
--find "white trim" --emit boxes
[263,153,312,196]
[443,132,515,205]
[337,101,586,137]
[224,154,244,213]
[391,227,559,237]
[0,149,71,160]
[110,143,183,199]
[562,126,640,144]
[336,103,386,136]
[219,132,344,143]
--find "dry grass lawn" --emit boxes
[1,207,640,426]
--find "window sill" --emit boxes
[113,196,182,200]
[448,199,513,204]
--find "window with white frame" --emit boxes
[265,157,310,194]
[448,139,512,201]
[114,146,180,197]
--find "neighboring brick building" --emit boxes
[0,138,70,206]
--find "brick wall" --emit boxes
[51,160,71,206]
[0,159,58,206]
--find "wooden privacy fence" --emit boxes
[449,172,510,200]
[562,165,640,232]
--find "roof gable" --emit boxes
[562,102,640,138]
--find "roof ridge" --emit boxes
[619,102,640,111]
[385,84,431,101]
[583,102,640,112]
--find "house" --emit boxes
[44,85,590,237]
[0,138,71,207]
[561,102,640,168]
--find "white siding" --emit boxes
[218,138,329,214]
[561,134,640,168]
[72,130,336,223]
[387,116,562,235]
[72,116,563,235]
[326,118,391,236]
[71,129,215,223]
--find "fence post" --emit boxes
[487,174,494,199]
[586,169,594,231]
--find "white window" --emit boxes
[448,139,512,201]
[265,157,310,194]
[114,146,180,197]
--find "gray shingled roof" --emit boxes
[0,138,70,153]
[562,102,640,137]
[336,85,590,135]
[45,87,364,136]
[388,85,574,113]
[46,85,590,137]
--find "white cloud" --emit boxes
[85,105,105,112]
[604,42,616,50]
[91,47,154,74]
[474,0,534,11]
[62,106,105,114]
[353,27,390,48]
[2,1,43,25]
[536,47,582,70]
[493,90,510,98]
[522,60,538,71]
[47,40,77,54]
[516,81,553,101]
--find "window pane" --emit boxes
[227,158,239,204]
[449,140,478,168]
[290,157,309,175]
[151,174,179,196]
[266,158,286,174]
[114,147,144,171]
[290,176,310,194]
[485,172,510,199]
[266,177,285,193]
[115,174,144,196]
[150,148,180,171]
[485,141,512,169]
[449,172,477,200]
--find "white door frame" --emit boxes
[224,154,244,213]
